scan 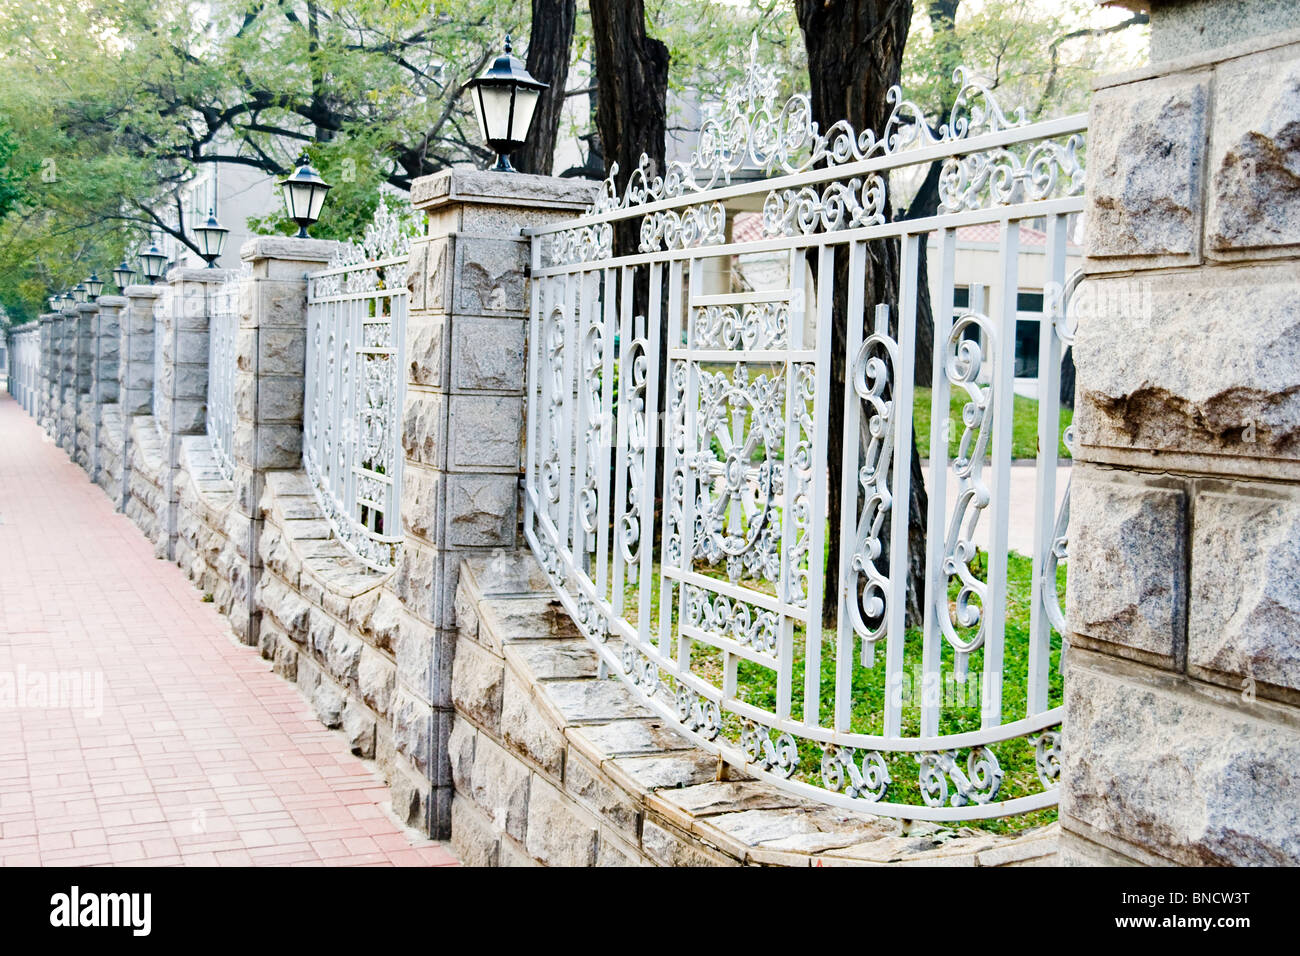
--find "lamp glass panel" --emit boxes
[285,181,313,222]
[305,183,328,222]
[472,86,490,141]
[477,86,515,142]
[141,252,166,278]
[281,181,301,220]
[281,181,296,220]
[198,225,227,259]
[509,87,542,142]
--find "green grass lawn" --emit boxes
[913,386,1072,461]
[621,549,1065,835]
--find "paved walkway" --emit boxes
[0,394,456,866]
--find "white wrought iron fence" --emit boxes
[523,42,1082,821]
[205,266,245,482]
[7,324,40,415]
[152,292,167,435]
[304,197,419,571]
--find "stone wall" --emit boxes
[89,297,124,484]
[117,285,161,514]
[4,161,1154,862]
[71,303,96,470]
[254,472,439,830]
[38,316,54,434]
[449,553,1060,867]
[98,404,126,503]
[75,401,94,472]
[174,437,240,617]
[1062,12,1300,865]
[125,415,167,554]
[154,270,222,562]
[57,313,77,455]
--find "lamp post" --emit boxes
[85,273,104,301]
[112,261,134,291]
[139,242,167,284]
[193,209,229,268]
[466,36,547,173]
[278,155,332,238]
[71,283,88,304]
[48,294,59,311]
[60,293,73,312]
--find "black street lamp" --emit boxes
[140,242,167,284]
[48,294,59,311]
[112,261,135,291]
[71,283,88,304]
[85,273,104,300]
[59,292,73,311]
[278,155,332,238]
[194,209,229,268]
[467,36,547,172]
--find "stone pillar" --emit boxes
[230,237,338,646]
[37,315,54,431]
[57,307,77,452]
[45,312,59,436]
[154,268,223,560]
[72,302,97,469]
[397,169,595,836]
[118,285,162,511]
[45,313,58,430]
[90,295,124,483]
[1062,3,1300,865]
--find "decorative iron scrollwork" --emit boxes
[676,688,722,741]
[1030,730,1062,789]
[918,747,1004,808]
[938,313,996,669]
[692,364,785,584]
[741,721,799,778]
[821,745,891,802]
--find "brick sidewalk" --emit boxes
[0,394,457,866]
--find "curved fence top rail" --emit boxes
[525,37,1084,245]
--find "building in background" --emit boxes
[158,159,277,272]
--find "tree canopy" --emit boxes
[0,0,1146,325]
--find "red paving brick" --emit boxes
[0,394,458,867]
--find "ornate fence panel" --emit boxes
[304,198,418,571]
[205,266,244,482]
[523,43,1082,821]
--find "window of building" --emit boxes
[1014,289,1045,379]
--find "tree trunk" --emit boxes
[904,158,941,389]
[1059,346,1076,409]
[903,0,962,389]
[796,0,928,628]
[517,0,577,176]
[589,0,671,543]
[589,0,668,260]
